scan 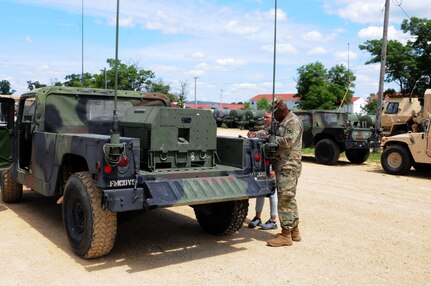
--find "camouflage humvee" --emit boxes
[294,110,373,165]
[0,87,274,259]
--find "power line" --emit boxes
[392,0,410,19]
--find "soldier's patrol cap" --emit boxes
[271,96,284,111]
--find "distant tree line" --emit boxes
[3,59,188,107]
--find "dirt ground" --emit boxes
[0,128,430,286]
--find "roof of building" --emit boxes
[186,103,244,109]
[250,93,298,101]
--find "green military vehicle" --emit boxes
[0,87,274,259]
[294,110,373,165]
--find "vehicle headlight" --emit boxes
[351,129,372,141]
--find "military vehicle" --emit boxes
[380,89,431,175]
[348,113,376,128]
[0,87,275,259]
[211,105,231,127]
[220,109,264,130]
[294,110,373,165]
[381,97,422,136]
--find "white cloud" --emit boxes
[231,83,259,91]
[334,51,358,62]
[143,10,182,34]
[303,31,324,42]
[151,64,179,74]
[308,47,328,55]
[190,52,206,59]
[324,0,431,24]
[261,44,297,54]
[195,62,208,70]
[357,25,412,43]
[224,21,260,36]
[215,58,247,67]
[302,29,343,43]
[108,16,135,28]
[25,36,32,43]
[188,70,205,77]
[266,9,287,21]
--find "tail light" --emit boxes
[103,165,113,174]
[254,153,261,162]
[118,155,129,167]
[265,159,270,168]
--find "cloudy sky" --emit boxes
[1,0,430,103]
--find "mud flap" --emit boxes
[145,175,273,208]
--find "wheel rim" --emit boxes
[387,152,402,169]
[320,145,330,159]
[71,198,85,240]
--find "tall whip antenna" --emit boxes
[112,0,120,143]
[270,0,278,142]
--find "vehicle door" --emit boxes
[0,98,16,170]
[296,113,313,148]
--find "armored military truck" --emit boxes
[381,97,422,136]
[380,89,431,175]
[0,87,274,259]
[294,110,373,165]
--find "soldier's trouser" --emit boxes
[276,168,301,231]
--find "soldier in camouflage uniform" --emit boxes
[266,97,303,247]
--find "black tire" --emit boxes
[345,149,370,164]
[381,145,412,175]
[412,163,431,172]
[1,168,23,203]
[63,172,117,259]
[194,200,249,235]
[315,139,340,165]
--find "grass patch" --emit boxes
[301,148,382,163]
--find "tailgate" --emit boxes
[145,174,273,208]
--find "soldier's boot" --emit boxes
[267,227,292,247]
[291,226,302,242]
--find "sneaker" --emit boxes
[260,219,278,230]
[248,217,262,228]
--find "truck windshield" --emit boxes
[385,102,399,114]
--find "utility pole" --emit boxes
[375,0,390,138]
[220,89,223,108]
[193,77,199,108]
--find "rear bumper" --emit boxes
[103,175,275,212]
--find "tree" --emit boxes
[27,80,47,91]
[359,40,417,94]
[295,62,355,110]
[0,80,15,94]
[359,17,431,96]
[63,73,94,88]
[61,59,174,98]
[175,81,188,108]
[243,102,251,110]
[256,98,270,110]
[361,94,378,115]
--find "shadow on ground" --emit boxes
[2,191,274,273]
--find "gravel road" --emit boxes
[0,128,430,285]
